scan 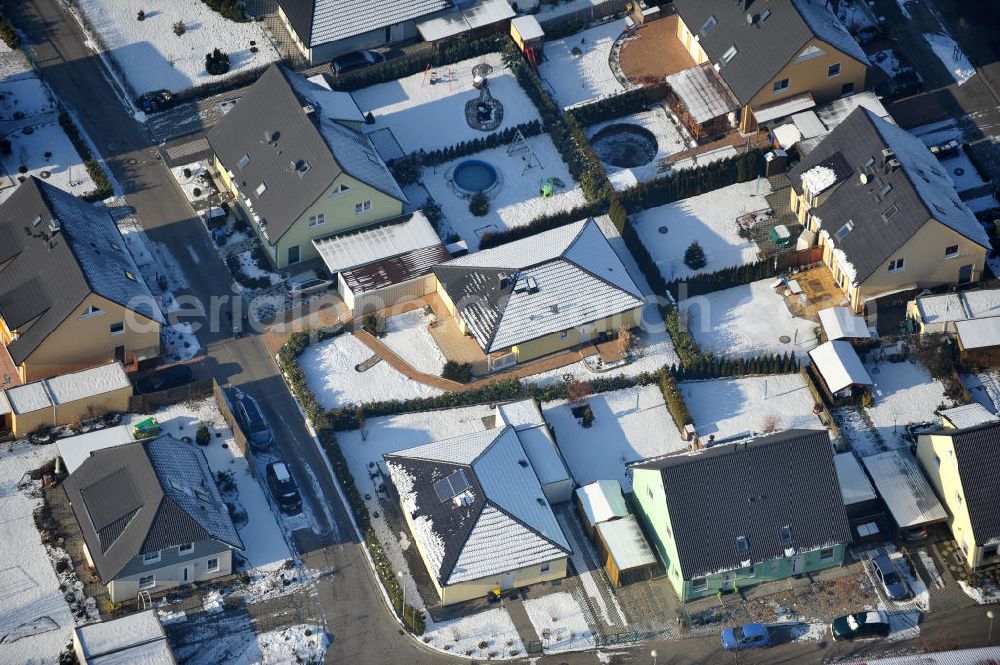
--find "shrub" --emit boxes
[659,370,692,432]
[567,82,670,126]
[567,380,592,403]
[363,315,385,338]
[196,423,211,445]
[205,48,231,76]
[423,200,443,226]
[469,192,490,216]
[183,167,192,178]
[667,259,778,300]
[193,187,201,197]
[441,361,473,383]
[58,111,113,201]
[137,9,146,21]
[0,12,20,49]
[683,241,707,270]
[173,20,186,36]
[201,0,247,21]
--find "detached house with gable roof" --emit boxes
[208,64,406,270]
[385,425,571,605]
[632,430,850,602]
[0,178,162,383]
[789,107,990,313]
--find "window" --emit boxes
[700,15,717,35]
[664,523,672,539]
[110,322,125,335]
[841,82,855,96]
[819,547,835,561]
[864,157,876,169]
[945,245,959,258]
[540,562,550,574]
[330,183,350,197]
[207,558,220,573]
[828,62,841,78]
[433,469,471,502]
[796,44,825,62]
[646,486,654,500]
[255,181,267,197]
[308,214,326,228]
[736,536,749,555]
[690,577,707,591]
[834,220,854,241]
[779,525,793,546]
[888,258,905,274]
[355,200,372,215]
[138,575,156,590]
[238,153,250,169]
[109,241,123,253]
[880,183,892,196]
[80,305,103,319]
[721,46,738,64]
[772,78,789,93]
[560,331,569,341]
[143,551,160,565]
[882,204,900,221]
[178,543,194,555]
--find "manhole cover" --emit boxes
[954,167,965,176]
[779,335,792,344]
[658,226,668,234]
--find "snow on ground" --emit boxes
[633,180,772,282]
[0,44,33,82]
[353,53,539,155]
[539,19,630,109]
[75,0,280,95]
[923,32,976,86]
[0,442,75,665]
[669,144,738,173]
[527,327,678,387]
[243,624,328,665]
[886,611,922,641]
[970,370,1000,412]
[542,386,686,491]
[170,160,215,204]
[960,578,1000,604]
[422,133,587,251]
[679,279,820,359]
[301,333,443,408]
[937,148,989,192]
[0,77,56,119]
[523,592,595,653]
[911,117,965,146]
[422,607,525,659]
[871,49,903,78]
[161,322,201,361]
[589,106,688,190]
[381,308,446,375]
[864,357,949,448]
[682,374,825,441]
[835,0,876,32]
[859,545,930,612]
[235,249,282,287]
[832,406,882,457]
[0,123,95,203]
[965,193,999,213]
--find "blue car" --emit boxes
[721,623,771,650]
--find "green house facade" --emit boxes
[632,429,850,602]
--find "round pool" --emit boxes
[452,159,499,195]
[590,123,658,168]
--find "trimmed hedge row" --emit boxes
[567,82,670,127]
[658,371,691,432]
[479,200,609,249]
[619,149,765,212]
[667,258,780,300]
[0,12,18,49]
[58,111,113,202]
[670,353,799,381]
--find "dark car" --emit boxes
[331,50,384,76]
[831,611,891,641]
[721,623,771,651]
[873,554,910,601]
[235,392,272,449]
[138,89,173,113]
[136,364,193,394]
[288,276,333,297]
[266,462,302,514]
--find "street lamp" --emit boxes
[989,610,996,646]
[397,571,406,626]
[650,649,658,665]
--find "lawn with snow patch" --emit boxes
[589,107,688,190]
[0,77,56,118]
[247,624,328,665]
[923,32,976,86]
[422,607,525,659]
[633,180,772,282]
[0,123,95,203]
[937,147,988,193]
[679,279,819,359]
[74,0,280,95]
[864,357,948,449]
[382,308,446,375]
[682,374,825,441]
[542,386,686,491]
[539,20,630,109]
[524,592,595,653]
[170,160,215,204]
[301,333,443,408]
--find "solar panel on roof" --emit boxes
[433,469,470,503]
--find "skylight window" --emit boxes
[433,469,471,503]
[721,45,738,64]
[880,183,892,196]
[779,525,793,545]
[881,204,899,222]
[238,153,250,169]
[864,157,876,169]
[700,15,717,35]
[834,220,854,241]
[255,181,267,197]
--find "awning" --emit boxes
[862,450,948,529]
[809,340,873,393]
[312,211,440,275]
[416,0,515,42]
[833,452,878,506]
[666,64,740,124]
[752,92,816,124]
[819,307,871,340]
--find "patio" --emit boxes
[618,16,697,85]
[782,265,849,320]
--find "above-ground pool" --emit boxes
[590,123,658,168]
[451,159,501,196]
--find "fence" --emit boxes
[211,380,253,466]
[536,0,632,36]
[776,245,824,271]
[128,378,212,412]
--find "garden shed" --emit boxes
[594,515,658,587]
[575,479,628,538]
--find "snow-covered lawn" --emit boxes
[0,123,95,203]
[234,249,282,288]
[633,180,772,282]
[523,592,595,653]
[382,308,446,375]
[246,624,328,665]
[170,160,215,204]
[681,374,825,441]
[542,386,686,491]
[353,53,539,155]
[0,443,75,665]
[679,279,819,359]
[937,148,988,193]
[539,19,630,109]
[589,106,688,190]
[0,77,56,118]
[422,133,587,251]
[162,322,200,362]
[75,0,280,95]
[923,32,976,86]
[864,357,949,448]
[300,333,443,409]
[422,607,525,659]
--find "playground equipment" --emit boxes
[133,416,161,439]
[507,128,540,174]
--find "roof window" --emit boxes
[722,45,738,64]
[700,15,717,35]
[433,469,471,503]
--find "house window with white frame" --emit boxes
[721,46,738,64]
[828,62,841,78]
[819,547,835,561]
[80,305,103,319]
[138,575,155,590]
[773,78,789,93]
[355,200,372,215]
[207,557,220,573]
[308,213,326,228]
[110,322,125,335]
[178,543,194,555]
[238,153,250,169]
[887,258,905,274]
[143,550,160,565]
[330,184,350,197]
[945,244,959,258]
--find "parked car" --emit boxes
[288,276,333,297]
[331,50,384,76]
[136,364,193,394]
[831,610,891,641]
[900,526,929,542]
[721,623,771,650]
[235,392,272,449]
[872,554,910,600]
[138,89,173,112]
[266,462,302,514]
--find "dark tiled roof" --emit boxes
[634,429,850,578]
[0,178,162,365]
[277,0,451,47]
[63,436,243,581]
[673,0,867,106]
[340,244,451,294]
[937,421,1000,544]
[788,107,990,283]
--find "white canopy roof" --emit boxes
[809,340,873,393]
[595,515,657,571]
[833,452,877,505]
[957,317,1000,350]
[862,450,948,529]
[819,307,871,340]
[576,479,628,526]
[312,212,439,274]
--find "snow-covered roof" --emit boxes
[5,381,50,415]
[73,610,173,665]
[385,426,570,586]
[57,425,135,474]
[833,452,877,505]
[45,363,130,405]
[862,450,948,528]
[313,212,440,274]
[595,515,657,571]
[496,400,570,487]
[956,317,1000,350]
[915,293,966,324]
[809,340,873,393]
[416,0,516,42]
[819,306,871,340]
[302,74,365,124]
[575,480,628,526]
[798,92,892,155]
[753,92,816,124]
[960,289,1000,319]
[279,0,450,47]
[497,399,546,429]
[939,403,998,430]
[801,165,838,195]
[511,15,544,41]
[792,110,827,139]
[434,219,644,353]
[773,123,802,149]
[665,64,740,124]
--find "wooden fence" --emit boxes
[537,0,632,35]
[776,245,824,271]
[211,380,253,467]
[128,378,212,412]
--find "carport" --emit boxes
[862,450,948,535]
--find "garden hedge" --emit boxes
[58,111,113,202]
[567,82,670,127]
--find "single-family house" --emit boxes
[917,421,1000,569]
[0,178,162,383]
[207,64,407,269]
[433,219,645,370]
[789,107,990,313]
[62,435,243,603]
[671,0,869,134]
[632,429,850,602]
[384,426,571,605]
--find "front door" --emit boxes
[721,573,735,592]
[114,345,126,364]
[959,263,974,284]
[501,572,515,590]
[791,555,803,575]
[181,565,191,584]
[287,245,300,265]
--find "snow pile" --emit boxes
[0,123,96,204]
[864,358,948,447]
[523,592,595,653]
[801,165,838,194]
[202,590,224,614]
[923,33,976,86]
[162,322,200,361]
[251,624,328,665]
[74,0,280,95]
[960,579,1000,604]
[539,19,630,108]
[381,309,447,375]
[421,608,525,659]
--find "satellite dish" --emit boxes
[859,173,868,184]
[746,13,755,24]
